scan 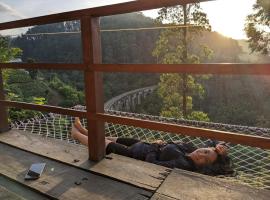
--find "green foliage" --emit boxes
[49,76,84,107]
[187,111,209,122]
[245,0,270,55]
[198,75,270,127]
[33,97,46,105]
[4,69,48,120]
[8,108,42,121]
[0,36,22,63]
[153,4,211,120]
[135,89,162,115]
[13,13,160,101]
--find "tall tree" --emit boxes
[245,0,270,55]
[153,3,212,120]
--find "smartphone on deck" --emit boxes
[24,163,46,180]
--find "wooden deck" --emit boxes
[0,130,269,200]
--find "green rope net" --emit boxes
[11,109,270,190]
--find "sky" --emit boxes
[0,0,256,39]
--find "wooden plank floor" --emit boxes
[0,130,169,191]
[1,130,270,200]
[0,175,52,200]
[0,186,25,200]
[91,153,170,191]
[0,142,151,200]
[151,169,270,200]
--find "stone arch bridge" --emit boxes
[104,86,157,112]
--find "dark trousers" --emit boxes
[106,138,140,157]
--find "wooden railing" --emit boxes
[0,0,269,161]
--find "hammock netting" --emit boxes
[11,108,270,190]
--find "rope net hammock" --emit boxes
[11,107,270,190]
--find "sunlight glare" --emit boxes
[201,0,256,39]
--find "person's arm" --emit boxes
[215,143,228,156]
[206,140,229,156]
[145,151,176,168]
[145,149,193,170]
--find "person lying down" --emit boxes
[71,118,234,176]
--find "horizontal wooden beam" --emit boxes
[0,0,212,30]
[0,100,86,118]
[89,0,212,17]
[93,64,270,75]
[1,63,269,74]
[0,63,87,70]
[95,113,270,149]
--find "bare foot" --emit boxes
[74,117,88,136]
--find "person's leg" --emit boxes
[71,125,88,146]
[71,125,114,150]
[74,117,88,136]
[116,138,141,146]
[106,142,132,157]
[106,137,118,143]
[73,118,140,147]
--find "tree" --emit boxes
[0,36,22,63]
[0,35,22,89]
[26,58,38,80]
[245,0,270,55]
[153,3,212,120]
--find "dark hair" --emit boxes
[197,154,235,176]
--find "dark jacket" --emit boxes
[130,141,199,171]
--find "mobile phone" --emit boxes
[25,163,46,180]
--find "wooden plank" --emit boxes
[92,63,270,75]
[0,186,25,200]
[0,63,86,70]
[95,113,270,149]
[151,169,270,200]
[91,153,171,191]
[81,16,105,161]
[0,142,151,200]
[0,0,212,30]
[0,176,51,200]
[0,130,168,191]
[0,69,9,133]
[0,100,87,118]
[0,130,91,168]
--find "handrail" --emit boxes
[0,63,87,70]
[96,113,270,149]
[0,0,212,30]
[92,64,270,75]
[1,63,270,75]
[0,100,87,118]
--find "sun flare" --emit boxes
[201,0,256,39]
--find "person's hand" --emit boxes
[215,143,228,156]
[153,139,165,145]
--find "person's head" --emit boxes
[188,147,217,167]
[188,147,234,176]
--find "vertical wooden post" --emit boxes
[0,69,9,133]
[81,16,105,161]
